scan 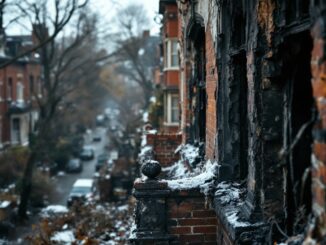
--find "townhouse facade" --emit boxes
[0,30,42,148]
[132,0,326,244]
[159,0,181,134]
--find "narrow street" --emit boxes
[50,127,108,205]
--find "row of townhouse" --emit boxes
[0,27,42,149]
[132,0,326,244]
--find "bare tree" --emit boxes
[17,0,94,219]
[103,4,160,108]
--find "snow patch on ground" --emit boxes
[51,230,75,244]
[0,200,10,208]
[41,205,68,217]
[57,171,65,176]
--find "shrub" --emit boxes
[30,171,54,207]
[0,146,29,187]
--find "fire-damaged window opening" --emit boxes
[231,0,246,49]
[187,17,206,144]
[193,37,206,143]
[233,52,248,180]
[281,31,314,236]
[285,0,310,24]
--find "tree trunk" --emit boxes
[18,151,37,219]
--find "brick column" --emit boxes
[130,179,173,244]
[309,17,326,241]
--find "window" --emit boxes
[164,39,179,69]
[171,95,179,123]
[17,82,24,102]
[29,75,34,97]
[165,93,179,125]
[7,77,13,100]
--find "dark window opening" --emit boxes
[231,2,246,48]
[29,75,34,96]
[286,1,297,23]
[7,77,13,99]
[282,31,313,235]
[193,35,206,143]
[301,0,310,15]
[232,52,248,180]
[286,0,310,24]
[237,52,248,180]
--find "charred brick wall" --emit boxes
[146,133,182,167]
[309,15,326,240]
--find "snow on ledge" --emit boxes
[165,160,219,195]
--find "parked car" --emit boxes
[36,161,58,176]
[66,158,83,173]
[95,153,109,171]
[92,134,101,142]
[67,179,95,207]
[79,148,94,160]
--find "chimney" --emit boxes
[143,30,150,38]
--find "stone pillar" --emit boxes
[130,160,173,244]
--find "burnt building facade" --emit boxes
[131,0,326,244]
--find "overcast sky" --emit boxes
[91,0,160,35]
[6,0,161,36]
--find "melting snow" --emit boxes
[51,230,75,244]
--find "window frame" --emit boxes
[165,93,179,126]
[164,38,179,70]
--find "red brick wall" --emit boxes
[165,70,179,88]
[146,133,182,167]
[205,26,217,160]
[164,5,178,38]
[0,61,41,144]
[167,190,233,245]
[309,19,326,238]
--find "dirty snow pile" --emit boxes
[165,160,219,195]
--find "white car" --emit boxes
[67,179,95,207]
